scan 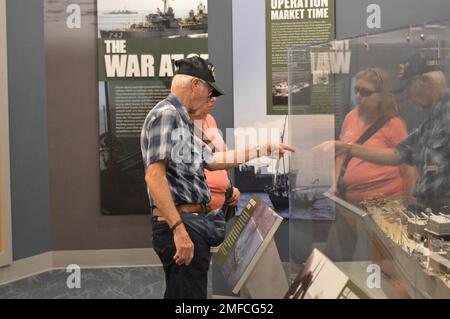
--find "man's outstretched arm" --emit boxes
[316,140,401,166]
[207,143,295,171]
[348,143,401,166]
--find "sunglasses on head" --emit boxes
[354,86,380,97]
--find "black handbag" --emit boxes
[222,182,237,222]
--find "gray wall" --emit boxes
[336,0,450,38]
[6,0,52,260]
[208,0,234,145]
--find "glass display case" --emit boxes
[288,20,450,299]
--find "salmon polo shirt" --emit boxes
[339,109,408,204]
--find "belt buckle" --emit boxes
[201,204,212,214]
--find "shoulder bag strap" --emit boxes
[336,116,388,199]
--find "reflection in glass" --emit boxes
[288,21,450,299]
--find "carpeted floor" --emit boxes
[0,266,212,299]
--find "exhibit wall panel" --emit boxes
[6,0,52,261]
[0,0,12,267]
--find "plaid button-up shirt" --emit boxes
[141,94,212,207]
[396,90,450,198]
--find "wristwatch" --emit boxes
[346,142,354,154]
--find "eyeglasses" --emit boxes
[354,86,380,97]
[198,78,214,99]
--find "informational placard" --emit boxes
[215,196,283,294]
[97,0,208,214]
[285,248,370,299]
[266,0,335,115]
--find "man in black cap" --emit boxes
[323,51,450,214]
[140,56,294,298]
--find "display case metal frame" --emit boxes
[0,0,13,267]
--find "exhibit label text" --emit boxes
[271,0,329,20]
[103,40,208,78]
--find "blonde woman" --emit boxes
[336,68,416,206]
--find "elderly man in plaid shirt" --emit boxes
[141,56,294,299]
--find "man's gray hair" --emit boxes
[172,74,195,89]
[425,71,447,87]
[409,70,447,93]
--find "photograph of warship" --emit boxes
[272,79,311,107]
[106,8,139,15]
[235,164,273,193]
[264,116,292,210]
[272,80,289,105]
[99,0,208,39]
[263,116,323,213]
[328,194,450,298]
[285,248,370,299]
[178,2,208,37]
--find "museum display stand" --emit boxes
[239,238,288,299]
[214,196,288,298]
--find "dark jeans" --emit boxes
[152,210,225,299]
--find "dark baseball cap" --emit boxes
[392,51,442,93]
[174,56,224,97]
